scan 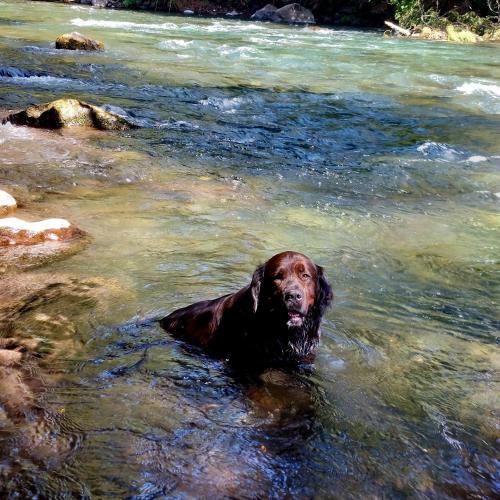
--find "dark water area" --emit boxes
[0,1,499,498]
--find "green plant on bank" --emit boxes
[123,0,137,7]
[447,10,494,35]
[389,0,499,33]
[388,0,424,26]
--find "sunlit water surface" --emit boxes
[0,0,499,497]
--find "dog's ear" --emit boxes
[250,264,265,313]
[315,265,333,315]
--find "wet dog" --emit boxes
[160,251,333,367]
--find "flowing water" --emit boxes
[0,0,499,497]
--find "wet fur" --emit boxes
[160,252,333,367]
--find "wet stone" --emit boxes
[0,217,84,246]
[55,31,104,51]
[3,98,138,131]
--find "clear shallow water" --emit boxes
[0,0,499,497]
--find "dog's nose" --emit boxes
[285,290,302,302]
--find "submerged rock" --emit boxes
[0,190,17,216]
[252,3,315,24]
[55,31,104,51]
[0,215,86,271]
[0,66,38,78]
[3,98,138,130]
[0,274,133,477]
[0,217,84,246]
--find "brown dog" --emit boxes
[160,251,333,367]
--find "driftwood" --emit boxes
[384,20,411,37]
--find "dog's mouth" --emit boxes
[286,310,305,327]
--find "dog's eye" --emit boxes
[302,273,311,280]
[273,273,283,281]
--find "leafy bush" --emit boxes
[388,0,424,26]
[389,0,499,31]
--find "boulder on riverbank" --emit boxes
[55,31,104,50]
[3,98,138,130]
[274,3,315,24]
[251,3,315,24]
[251,4,278,21]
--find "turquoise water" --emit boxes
[0,1,499,497]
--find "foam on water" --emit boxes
[3,75,73,86]
[0,122,36,141]
[218,45,259,58]
[417,142,462,161]
[456,82,500,97]
[71,18,266,35]
[71,18,178,32]
[158,39,193,50]
[199,96,248,112]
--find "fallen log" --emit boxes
[384,20,411,37]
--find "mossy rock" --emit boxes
[3,98,138,130]
[417,26,447,40]
[482,28,500,42]
[446,25,478,43]
[55,32,104,51]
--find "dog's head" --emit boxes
[250,251,333,329]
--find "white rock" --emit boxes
[183,10,194,15]
[0,190,17,216]
[0,217,71,232]
[0,217,79,246]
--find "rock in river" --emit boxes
[55,31,104,51]
[251,3,315,24]
[0,217,83,246]
[3,98,138,130]
[274,3,315,24]
[251,4,278,21]
[0,190,17,216]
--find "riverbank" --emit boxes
[37,0,500,42]
[36,0,392,26]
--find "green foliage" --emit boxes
[388,0,423,26]
[123,0,138,7]
[447,10,495,35]
[388,0,498,32]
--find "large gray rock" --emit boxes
[251,4,278,21]
[273,3,315,24]
[251,3,315,24]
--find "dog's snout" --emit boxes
[284,290,302,302]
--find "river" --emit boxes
[0,0,499,497]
